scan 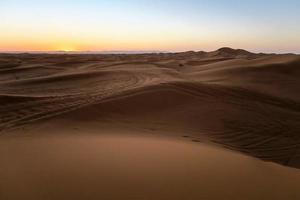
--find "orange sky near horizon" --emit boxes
[1,0,300,53]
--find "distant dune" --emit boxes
[0,48,300,199]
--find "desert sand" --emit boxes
[0,47,300,199]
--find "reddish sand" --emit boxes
[0,48,300,199]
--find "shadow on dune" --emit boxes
[62,82,300,168]
[0,48,300,169]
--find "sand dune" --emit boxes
[0,48,300,199]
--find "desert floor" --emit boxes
[0,48,300,199]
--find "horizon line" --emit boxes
[0,48,298,55]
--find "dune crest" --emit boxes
[0,49,300,168]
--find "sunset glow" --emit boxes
[1,0,300,53]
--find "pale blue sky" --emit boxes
[0,0,299,53]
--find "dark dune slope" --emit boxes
[0,48,299,168]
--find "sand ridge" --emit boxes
[0,48,300,168]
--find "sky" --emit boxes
[0,0,299,53]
